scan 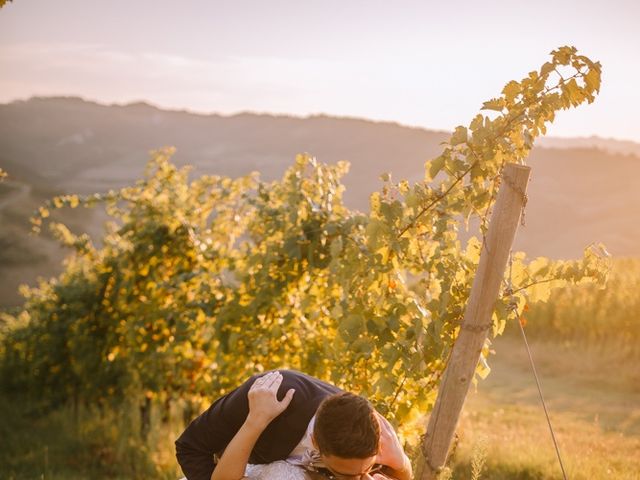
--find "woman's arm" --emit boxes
[211,371,295,480]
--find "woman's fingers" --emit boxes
[252,371,293,403]
[267,372,283,391]
[263,371,279,389]
[251,371,278,390]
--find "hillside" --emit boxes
[1,97,639,306]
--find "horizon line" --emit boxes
[4,94,640,147]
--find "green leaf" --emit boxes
[450,126,468,146]
[426,155,446,182]
[330,237,343,258]
[341,314,364,334]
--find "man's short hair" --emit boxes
[313,392,380,458]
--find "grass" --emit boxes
[449,334,640,480]
[0,397,184,480]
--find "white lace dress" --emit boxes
[179,461,316,480]
[244,461,316,480]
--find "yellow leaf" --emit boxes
[377,246,390,265]
[450,126,468,146]
[502,80,521,102]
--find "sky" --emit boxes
[1,0,639,142]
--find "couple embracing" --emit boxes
[176,370,413,480]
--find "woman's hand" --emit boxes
[246,371,295,429]
[210,371,295,480]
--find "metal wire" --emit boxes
[508,253,569,480]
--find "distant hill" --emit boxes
[1,96,639,306]
[536,135,640,157]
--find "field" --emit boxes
[451,333,640,480]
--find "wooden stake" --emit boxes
[419,163,531,480]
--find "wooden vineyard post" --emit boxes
[419,163,531,480]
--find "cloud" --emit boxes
[0,42,344,114]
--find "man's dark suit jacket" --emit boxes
[175,370,342,480]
